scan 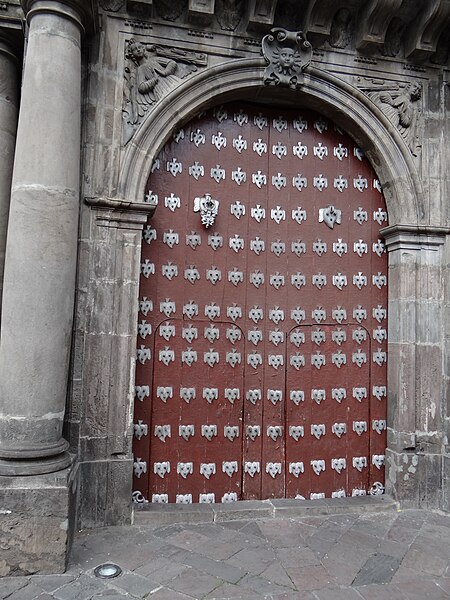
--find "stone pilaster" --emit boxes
[0,0,86,475]
[0,32,19,321]
[382,224,450,508]
[70,197,156,528]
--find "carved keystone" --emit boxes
[262,28,312,89]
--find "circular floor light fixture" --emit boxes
[94,563,122,579]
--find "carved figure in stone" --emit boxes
[215,0,243,31]
[126,40,178,112]
[367,81,422,156]
[154,0,187,21]
[262,28,312,89]
[123,40,204,143]
[329,8,353,49]
[382,18,405,57]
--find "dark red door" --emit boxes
[132,103,388,504]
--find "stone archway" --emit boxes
[119,57,430,509]
[119,58,423,226]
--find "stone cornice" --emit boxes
[381,224,450,250]
[118,0,450,65]
[85,196,157,227]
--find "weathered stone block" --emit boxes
[79,435,109,461]
[80,333,113,439]
[86,281,116,334]
[114,279,140,337]
[77,460,107,529]
[417,452,442,510]
[0,464,78,575]
[387,343,416,433]
[442,454,450,512]
[388,299,416,343]
[415,345,443,433]
[386,449,443,510]
[385,449,420,508]
[387,428,416,453]
[77,458,133,529]
[416,302,442,344]
[387,261,416,300]
[417,261,441,299]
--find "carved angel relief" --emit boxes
[361,79,422,156]
[262,28,312,89]
[123,40,207,144]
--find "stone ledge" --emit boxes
[133,502,214,526]
[213,499,273,522]
[133,495,398,526]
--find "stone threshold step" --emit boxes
[133,495,398,526]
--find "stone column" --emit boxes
[0,0,86,475]
[0,33,19,320]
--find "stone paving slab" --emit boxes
[2,503,450,599]
[351,553,402,586]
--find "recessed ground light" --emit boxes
[94,563,122,579]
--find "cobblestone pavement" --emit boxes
[2,506,450,599]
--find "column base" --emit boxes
[0,451,72,476]
[0,461,78,575]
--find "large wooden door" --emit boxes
[132,103,388,504]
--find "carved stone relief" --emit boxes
[99,0,125,12]
[154,0,187,21]
[432,30,450,65]
[123,40,207,143]
[382,17,406,57]
[360,79,422,156]
[114,0,450,63]
[215,0,243,31]
[273,0,302,32]
[262,28,313,89]
[247,0,277,29]
[188,0,215,24]
[329,7,353,49]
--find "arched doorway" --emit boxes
[132,102,388,504]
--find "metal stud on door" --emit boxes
[133,104,388,504]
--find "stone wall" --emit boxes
[0,0,449,573]
[69,0,450,528]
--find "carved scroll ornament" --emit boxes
[262,28,312,89]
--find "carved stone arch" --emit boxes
[117,55,449,513]
[119,57,422,227]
